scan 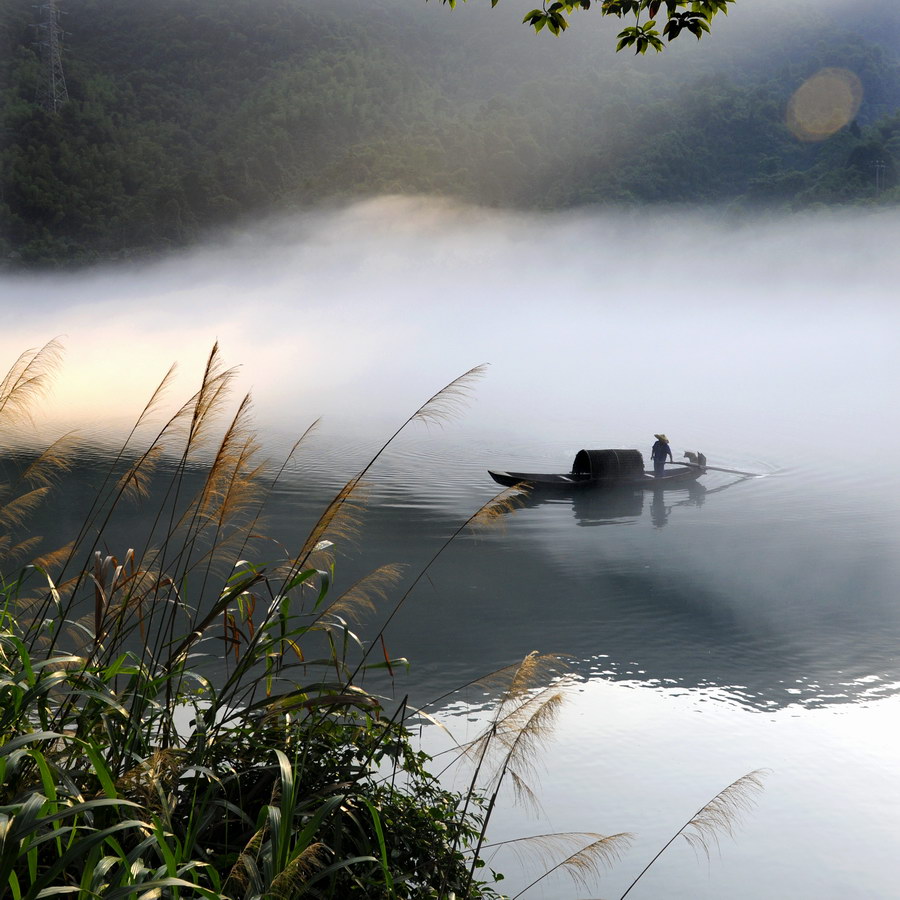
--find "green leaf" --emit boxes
[77,742,119,798]
[101,879,222,900]
[37,798,143,829]
[359,798,394,892]
[293,794,344,853]
[300,856,380,892]
[30,820,151,896]
[0,732,65,759]
[58,687,130,719]
[283,568,318,592]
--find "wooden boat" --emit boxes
[488,448,705,490]
[488,466,703,489]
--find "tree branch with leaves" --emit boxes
[438,0,735,53]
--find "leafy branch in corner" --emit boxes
[437,0,735,51]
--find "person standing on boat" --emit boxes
[651,433,672,477]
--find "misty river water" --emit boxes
[3,199,900,898]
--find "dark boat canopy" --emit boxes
[571,449,644,479]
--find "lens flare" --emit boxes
[786,68,863,142]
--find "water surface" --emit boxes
[2,200,900,898]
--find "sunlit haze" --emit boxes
[2,199,897,470]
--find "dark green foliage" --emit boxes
[515,0,728,45]
[0,622,495,897]
[2,0,899,266]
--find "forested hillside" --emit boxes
[2,0,899,266]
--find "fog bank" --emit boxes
[1,198,897,463]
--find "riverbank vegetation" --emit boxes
[2,0,899,265]
[0,341,511,898]
[0,341,765,898]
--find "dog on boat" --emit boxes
[683,451,707,467]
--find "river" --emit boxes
[2,199,899,898]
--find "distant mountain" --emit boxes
[2,0,899,266]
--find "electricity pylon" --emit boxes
[34,0,69,113]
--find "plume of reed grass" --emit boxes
[0,339,63,425]
[0,349,73,573]
[617,769,769,899]
[14,362,177,649]
[281,364,488,588]
[447,653,573,897]
[427,648,767,899]
[489,831,634,898]
[325,563,406,622]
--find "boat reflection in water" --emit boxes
[574,481,708,528]
[508,476,752,528]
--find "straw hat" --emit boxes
[654,433,668,442]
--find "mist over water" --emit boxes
[3,199,900,899]
[2,198,897,466]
